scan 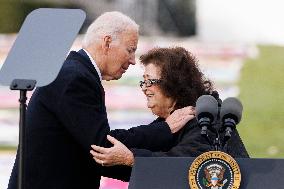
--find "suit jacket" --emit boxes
[8,50,173,189]
[131,118,250,158]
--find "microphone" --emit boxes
[220,97,243,142]
[196,95,219,136]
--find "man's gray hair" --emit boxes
[82,11,139,47]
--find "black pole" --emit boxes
[10,79,36,189]
[18,90,27,189]
[213,132,221,151]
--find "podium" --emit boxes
[129,157,284,189]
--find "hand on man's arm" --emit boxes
[90,135,134,167]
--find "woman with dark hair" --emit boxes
[90,47,249,167]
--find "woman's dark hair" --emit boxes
[140,47,213,109]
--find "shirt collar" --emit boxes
[82,48,102,82]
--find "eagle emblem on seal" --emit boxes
[203,164,228,189]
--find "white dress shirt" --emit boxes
[82,48,102,82]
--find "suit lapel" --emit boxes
[77,49,101,80]
[75,49,106,104]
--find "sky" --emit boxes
[197,0,284,45]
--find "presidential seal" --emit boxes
[189,151,241,189]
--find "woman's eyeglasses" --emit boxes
[139,79,162,88]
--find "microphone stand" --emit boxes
[213,133,221,151]
[212,122,222,151]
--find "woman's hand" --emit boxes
[90,135,134,167]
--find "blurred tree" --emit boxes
[0,0,196,36]
[158,0,196,36]
[0,0,81,33]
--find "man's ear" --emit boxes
[102,35,112,54]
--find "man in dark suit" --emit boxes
[7,11,195,189]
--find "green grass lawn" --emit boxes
[238,45,284,158]
[0,145,16,152]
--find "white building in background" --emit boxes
[197,0,284,45]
